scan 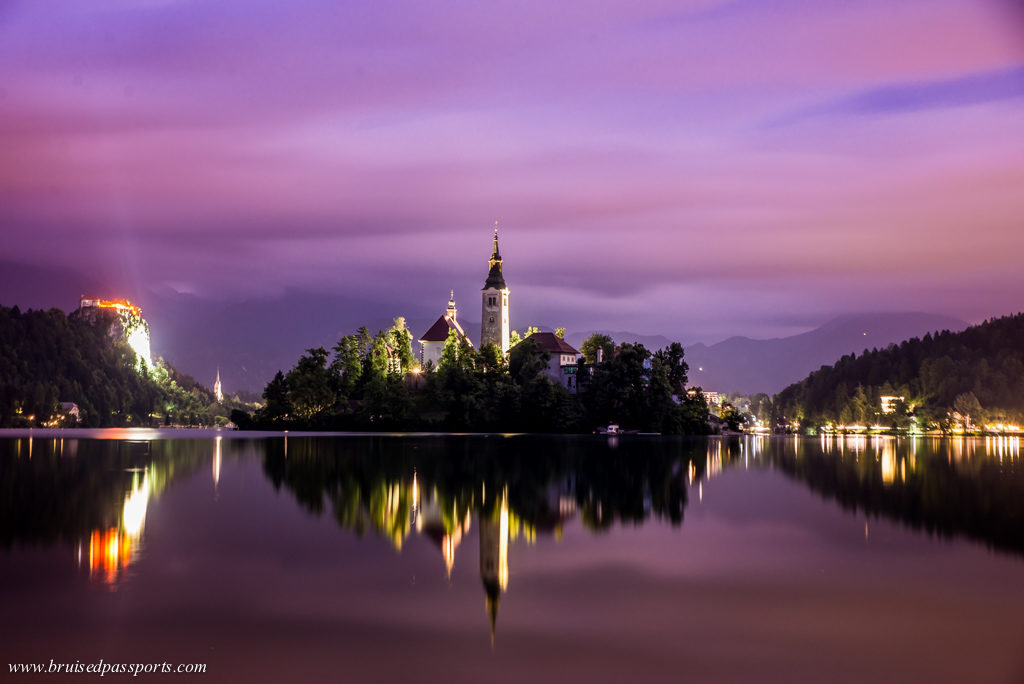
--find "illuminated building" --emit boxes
[79,296,141,317]
[687,389,722,407]
[214,368,223,403]
[880,396,904,414]
[77,295,152,369]
[480,225,510,355]
[418,290,473,369]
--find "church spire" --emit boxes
[480,222,510,354]
[446,290,457,320]
[490,221,501,261]
[483,223,506,290]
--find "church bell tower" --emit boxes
[480,224,510,354]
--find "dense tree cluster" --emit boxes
[774,313,1024,430]
[243,325,710,434]
[0,305,223,427]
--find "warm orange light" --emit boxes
[89,528,134,585]
[82,297,142,317]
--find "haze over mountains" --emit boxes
[681,313,968,395]
[1,261,968,395]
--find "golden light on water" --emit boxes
[122,472,150,538]
[881,447,896,485]
[86,469,151,587]
[88,529,132,586]
[498,490,509,592]
[212,436,222,490]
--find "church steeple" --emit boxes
[446,290,457,320]
[484,222,507,290]
[481,223,511,354]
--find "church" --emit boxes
[418,227,510,366]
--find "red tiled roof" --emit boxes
[524,332,579,355]
[419,315,470,343]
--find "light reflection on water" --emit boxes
[1,433,1023,683]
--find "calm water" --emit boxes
[1,431,1023,683]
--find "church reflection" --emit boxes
[3,432,1023,636]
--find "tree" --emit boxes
[850,385,872,425]
[332,334,363,396]
[478,342,507,376]
[387,317,416,372]
[581,333,614,364]
[363,331,390,384]
[261,371,291,422]
[555,327,566,339]
[653,342,688,393]
[285,347,335,421]
[581,342,650,429]
[953,392,983,431]
[508,337,548,383]
[720,402,745,432]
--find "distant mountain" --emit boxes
[683,313,969,395]
[775,313,1024,423]
[0,261,973,396]
[565,330,676,354]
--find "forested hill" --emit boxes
[774,313,1024,426]
[0,305,217,427]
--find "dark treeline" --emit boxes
[0,304,222,427]
[774,313,1024,429]
[239,320,710,434]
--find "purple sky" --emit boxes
[2,0,1023,342]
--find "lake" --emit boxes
[1,431,1022,683]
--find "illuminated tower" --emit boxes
[214,368,223,403]
[480,224,510,354]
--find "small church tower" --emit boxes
[480,224,510,354]
[214,368,223,403]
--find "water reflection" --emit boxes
[3,433,1023,684]
[763,434,1023,555]
[82,468,150,586]
[2,433,1023,599]
[0,436,217,589]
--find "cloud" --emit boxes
[773,64,1024,125]
[1,0,1023,342]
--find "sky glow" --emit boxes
[1,0,1022,340]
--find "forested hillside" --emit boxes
[774,313,1024,429]
[0,305,218,427]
